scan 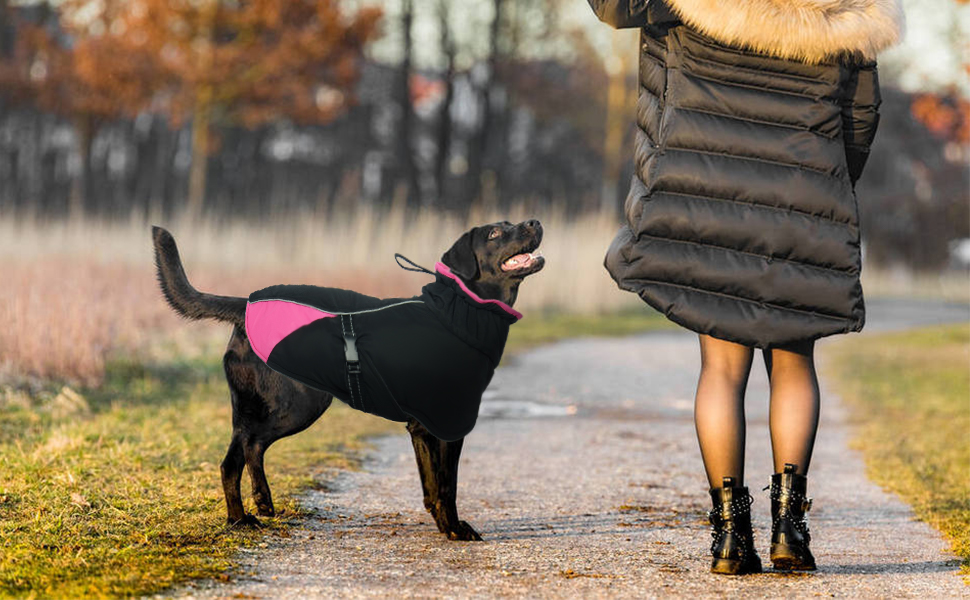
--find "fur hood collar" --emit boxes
[663,0,904,63]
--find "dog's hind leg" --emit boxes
[224,326,332,525]
[221,434,259,526]
[241,383,333,517]
[244,440,275,517]
[406,419,482,541]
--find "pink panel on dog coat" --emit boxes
[245,300,335,362]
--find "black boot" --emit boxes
[708,477,762,575]
[769,463,817,571]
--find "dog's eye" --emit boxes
[488,228,501,240]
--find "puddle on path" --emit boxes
[478,390,578,419]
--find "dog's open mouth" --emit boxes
[501,249,543,272]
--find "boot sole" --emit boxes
[711,557,763,575]
[771,544,816,572]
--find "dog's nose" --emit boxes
[524,219,540,231]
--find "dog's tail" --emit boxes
[152,226,246,326]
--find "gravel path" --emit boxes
[175,300,968,599]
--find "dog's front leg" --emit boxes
[406,419,439,518]
[406,419,482,541]
[437,437,482,541]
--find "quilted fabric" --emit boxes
[591,1,884,347]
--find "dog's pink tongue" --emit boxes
[502,253,531,271]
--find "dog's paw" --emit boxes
[446,520,483,542]
[227,514,263,528]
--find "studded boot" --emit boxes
[769,463,817,571]
[708,477,762,575]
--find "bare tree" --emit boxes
[463,0,504,206]
[0,0,11,59]
[434,0,456,205]
[602,28,638,212]
[397,0,420,204]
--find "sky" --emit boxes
[879,0,970,95]
[364,0,969,96]
[18,0,970,95]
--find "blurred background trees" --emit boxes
[0,0,966,273]
[0,0,379,218]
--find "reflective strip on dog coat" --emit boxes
[244,263,520,441]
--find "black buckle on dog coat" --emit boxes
[343,333,360,372]
[338,313,363,410]
[244,257,522,441]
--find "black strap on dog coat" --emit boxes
[244,259,521,441]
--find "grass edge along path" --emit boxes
[822,323,970,576]
[0,310,671,599]
[0,356,399,599]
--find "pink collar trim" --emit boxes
[435,262,523,320]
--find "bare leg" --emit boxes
[764,341,819,475]
[694,334,755,487]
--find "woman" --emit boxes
[587,0,903,574]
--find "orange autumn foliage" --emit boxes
[0,0,381,213]
[1,0,381,126]
[0,4,155,121]
[911,92,970,144]
[114,0,382,128]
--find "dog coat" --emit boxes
[244,261,522,441]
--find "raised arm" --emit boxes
[586,0,651,28]
[841,62,881,187]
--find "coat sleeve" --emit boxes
[586,0,651,28]
[841,62,881,186]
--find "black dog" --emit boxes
[152,221,544,540]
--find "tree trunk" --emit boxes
[69,116,94,219]
[186,88,212,220]
[397,0,419,205]
[186,1,215,221]
[0,0,12,59]
[602,28,632,213]
[464,0,503,207]
[435,0,455,207]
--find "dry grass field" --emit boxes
[0,210,641,385]
[3,211,967,386]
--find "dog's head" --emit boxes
[440,220,545,307]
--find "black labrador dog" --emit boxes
[152,221,543,540]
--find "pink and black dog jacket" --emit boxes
[244,262,521,441]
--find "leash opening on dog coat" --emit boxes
[244,256,521,441]
[394,253,434,275]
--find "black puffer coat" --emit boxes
[589,0,903,347]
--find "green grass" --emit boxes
[0,356,398,599]
[823,323,970,573]
[0,309,671,598]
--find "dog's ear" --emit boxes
[441,229,480,281]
